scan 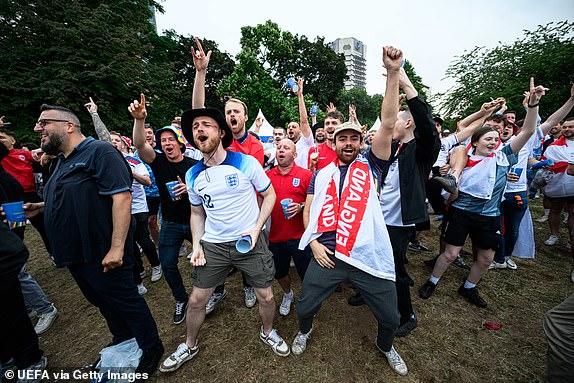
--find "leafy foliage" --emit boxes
[439,21,574,121]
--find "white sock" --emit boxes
[544,209,550,216]
[429,275,440,285]
[285,289,294,297]
[463,280,476,289]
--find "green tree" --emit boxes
[403,60,430,102]
[218,20,347,127]
[337,88,383,128]
[439,21,574,121]
[0,0,162,142]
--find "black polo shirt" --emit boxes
[43,137,132,267]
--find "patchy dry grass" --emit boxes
[24,198,573,382]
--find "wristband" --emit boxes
[527,102,539,108]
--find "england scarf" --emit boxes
[459,149,509,200]
[299,155,395,280]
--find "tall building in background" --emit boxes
[329,37,367,91]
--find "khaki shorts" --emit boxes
[192,234,275,289]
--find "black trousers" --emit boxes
[67,256,162,351]
[132,212,160,276]
[0,273,43,369]
[387,225,416,324]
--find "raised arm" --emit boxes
[191,37,211,109]
[128,93,156,164]
[84,97,111,142]
[538,83,574,136]
[296,77,312,139]
[510,78,548,155]
[456,99,503,142]
[348,104,361,126]
[371,46,402,160]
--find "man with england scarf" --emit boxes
[291,46,408,376]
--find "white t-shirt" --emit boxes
[295,134,314,169]
[504,127,544,193]
[125,155,149,214]
[433,134,460,168]
[186,151,271,243]
[379,158,415,227]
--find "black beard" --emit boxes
[41,134,64,155]
[315,136,326,143]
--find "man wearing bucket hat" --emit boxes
[158,106,288,373]
[130,94,199,325]
[190,37,264,313]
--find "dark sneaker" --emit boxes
[435,174,458,194]
[419,280,437,299]
[459,249,472,257]
[458,285,487,308]
[453,255,470,270]
[173,300,187,324]
[408,241,432,253]
[135,344,164,381]
[395,315,417,337]
[347,292,365,306]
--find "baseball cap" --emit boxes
[333,121,363,138]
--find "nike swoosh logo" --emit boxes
[198,186,207,192]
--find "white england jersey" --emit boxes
[186,151,271,243]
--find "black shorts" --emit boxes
[442,207,500,251]
[547,195,574,205]
[146,196,160,216]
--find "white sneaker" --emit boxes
[205,289,228,315]
[159,342,199,372]
[505,257,518,270]
[291,328,312,355]
[279,290,294,316]
[137,283,148,296]
[259,328,290,357]
[244,287,257,308]
[488,261,507,270]
[536,215,549,223]
[544,235,559,246]
[378,344,408,376]
[34,305,58,335]
[178,244,187,257]
[151,266,162,282]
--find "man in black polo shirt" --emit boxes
[27,104,163,379]
[129,94,198,324]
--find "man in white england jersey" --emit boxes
[159,107,289,373]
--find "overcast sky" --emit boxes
[155,0,573,97]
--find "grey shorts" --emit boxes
[192,234,275,289]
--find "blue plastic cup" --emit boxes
[166,181,181,201]
[311,105,318,115]
[2,201,27,229]
[281,198,293,218]
[236,235,252,253]
[511,167,523,177]
[287,78,299,93]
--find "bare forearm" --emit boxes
[91,113,111,142]
[539,95,574,135]
[132,172,151,186]
[190,207,206,250]
[192,70,206,108]
[110,192,132,252]
[298,93,312,138]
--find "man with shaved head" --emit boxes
[266,138,313,316]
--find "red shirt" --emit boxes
[308,142,337,170]
[227,132,264,166]
[266,164,312,242]
[1,149,36,193]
